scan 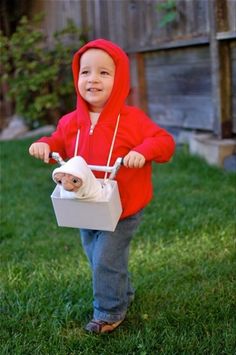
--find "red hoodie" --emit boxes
[38,39,175,219]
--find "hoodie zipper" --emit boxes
[88,124,95,163]
[89,124,95,135]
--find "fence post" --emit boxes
[208,0,233,138]
[128,52,148,114]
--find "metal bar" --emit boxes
[50,153,123,178]
[87,165,114,173]
[88,158,123,179]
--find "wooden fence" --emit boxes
[13,0,236,136]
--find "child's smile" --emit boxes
[87,87,103,95]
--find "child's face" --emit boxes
[78,49,115,112]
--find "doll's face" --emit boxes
[54,173,83,192]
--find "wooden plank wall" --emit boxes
[29,0,236,134]
[81,0,210,51]
[228,0,236,32]
[29,0,83,42]
[144,46,213,130]
[33,0,211,49]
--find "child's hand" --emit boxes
[123,151,145,168]
[29,142,50,163]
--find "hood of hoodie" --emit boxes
[72,39,130,125]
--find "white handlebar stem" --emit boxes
[50,153,123,179]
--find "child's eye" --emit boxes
[101,71,109,75]
[80,70,89,75]
[57,180,62,184]
[72,178,79,184]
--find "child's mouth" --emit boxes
[87,88,101,92]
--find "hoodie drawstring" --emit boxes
[74,114,120,181]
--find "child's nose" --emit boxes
[88,73,99,83]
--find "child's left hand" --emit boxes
[123,151,145,168]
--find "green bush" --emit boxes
[0,15,85,128]
[156,0,177,28]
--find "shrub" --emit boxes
[156,0,177,28]
[0,15,85,128]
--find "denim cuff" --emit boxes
[93,309,126,323]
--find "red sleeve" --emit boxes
[132,111,176,163]
[37,118,67,160]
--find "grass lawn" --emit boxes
[1,138,236,355]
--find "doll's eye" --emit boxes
[72,178,78,184]
[57,180,62,184]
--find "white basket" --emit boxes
[51,179,122,231]
[50,113,122,232]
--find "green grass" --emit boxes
[1,139,236,355]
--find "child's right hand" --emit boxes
[29,142,50,163]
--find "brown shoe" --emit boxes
[85,319,124,334]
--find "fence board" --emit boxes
[145,46,213,130]
[38,0,234,51]
[39,0,211,51]
[227,0,236,31]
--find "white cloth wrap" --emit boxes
[52,156,112,201]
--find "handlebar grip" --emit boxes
[49,152,65,165]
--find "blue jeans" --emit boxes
[80,210,143,323]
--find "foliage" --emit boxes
[0,15,85,128]
[156,0,177,28]
[1,139,236,354]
